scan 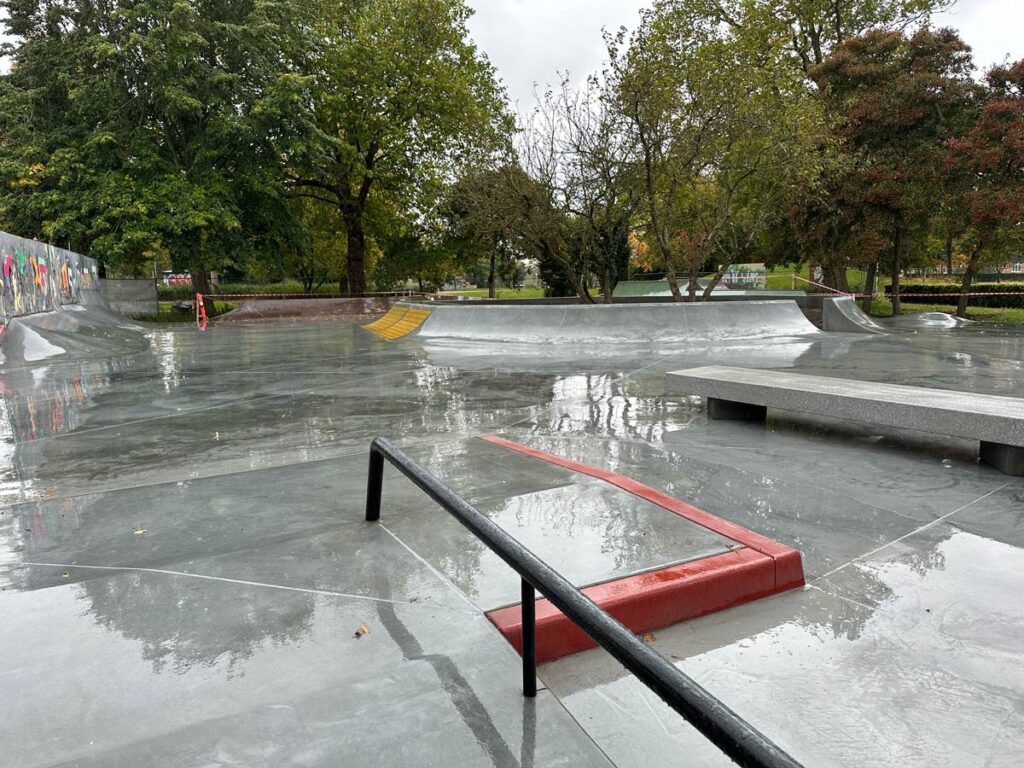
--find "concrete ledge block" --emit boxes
[708,398,767,422]
[980,442,1024,476]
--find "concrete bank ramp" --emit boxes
[217,296,394,324]
[822,297,888,334]
[0,297,147,368]
[367,300,821,343]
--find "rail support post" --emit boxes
[366,444,384,522]
[522,580,537,697]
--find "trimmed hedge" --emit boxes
[886,283,1024,308]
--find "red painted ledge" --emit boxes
[479,434,804,592]
[480,434,805,662]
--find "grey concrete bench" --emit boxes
[666,365,1024,476]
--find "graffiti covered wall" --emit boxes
[1,231,99,333]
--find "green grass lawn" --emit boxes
[135,300,240,324]
[766,265,870,292]
[440,287,546,299]
[867,297,1024,325]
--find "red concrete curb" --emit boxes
[488,548,782,663]
[479,434,804,591]
[480,434,805,662]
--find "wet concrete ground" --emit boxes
[1,306,1022,767]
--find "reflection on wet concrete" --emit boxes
[2,306,1023,767]
[82,567,316,676]
[372,561,523,767]
[541,503,1024,768]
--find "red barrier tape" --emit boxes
[884,291,1024,298]
[808,291,1024,299]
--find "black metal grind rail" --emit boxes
[365,437,803,768]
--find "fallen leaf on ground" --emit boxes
[641,633,657,644]
[133,528,148,536]
[62,571,69,578]
[354,623,370,639]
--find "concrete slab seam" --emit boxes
[809,480,1014,585]
[377,523,482,612]
[22,560,479,612]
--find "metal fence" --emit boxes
[99,279,159,317]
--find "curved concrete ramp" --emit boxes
[0,295,147,367]
[822,297,887,334]
[372,300,821,343]
[217,297,394,324]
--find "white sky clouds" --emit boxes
[467,0,1024,111]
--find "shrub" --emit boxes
[886,283,1024,308]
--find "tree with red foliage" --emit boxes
[947,60,1024,317]
[810,28,978,313]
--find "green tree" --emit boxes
[443,166,521,299]
[288,0,511,296]
[526,77,639,302]
[610,0,826,300]
[0,0,305,299]
[709,0,952,72]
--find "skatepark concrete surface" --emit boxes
[2,297,1023,767]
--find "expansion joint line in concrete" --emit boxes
[23,561,477,614]
[477,434,805,662]
[809,480,1015,585]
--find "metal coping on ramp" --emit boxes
[479,434,805,663]
[363,305,432,339]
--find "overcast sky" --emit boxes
[467,0,1024,112]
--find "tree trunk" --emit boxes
[191,263,215,316]
[945,232,954,275]
[861,260,877,313]
[890,228,902,316]
[603,267,613,304]
[664,268,683,301]
[686,264,700,302]
[488,249,496,299]
[344,213,367,296]
[701,264,730,300]
[823,264,851,293]
[576,275,596,303]
[957,246,983,318]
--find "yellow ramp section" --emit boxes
[364,306,431,340]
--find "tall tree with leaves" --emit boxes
[610,0,826,301]
[287,0,510,296]
[510,76,640,301]
[947,60,1024,317]
[810,28,978,312]
[0,0,305,297]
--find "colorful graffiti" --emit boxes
[0,230,99,332]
